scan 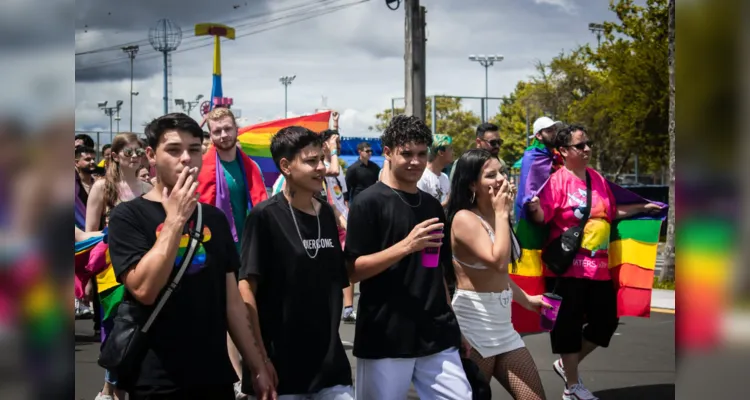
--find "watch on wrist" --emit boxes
[331,149,339,156]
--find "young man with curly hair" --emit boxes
[344,115,472,399]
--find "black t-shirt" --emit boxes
[239,193,352,395]
[107,197,238,393]
[345,182,462,359]
[344,160,380,203]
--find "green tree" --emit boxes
[369,97,481,156]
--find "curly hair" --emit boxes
[381,115,433,149]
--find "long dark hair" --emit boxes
[446,149,521,272]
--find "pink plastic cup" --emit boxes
[421,229,442,268]
[540,293,563,331]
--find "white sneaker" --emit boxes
[553,359,583,386]
[562,383,598,400]
[94,393,114,400]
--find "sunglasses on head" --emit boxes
[567,141,593,151]
[122,148,146,157]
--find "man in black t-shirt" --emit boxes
[106,113,274,399]
[345,115,472,399]
[238,126,354,399]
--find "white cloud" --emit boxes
[74,0,611,145]
[533,0,578,14]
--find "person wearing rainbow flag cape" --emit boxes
[196,107,268,399]
[197,107,268,255]
[511,117,565,334]
[520,124,666,400]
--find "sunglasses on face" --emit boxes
[362,149,373,154]
[122,148,146,157]
[482,138,503,148]
[567,141,593,151]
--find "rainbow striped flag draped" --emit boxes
[511,141,668,333]
[74,232,106,299]
[237,111,332,187]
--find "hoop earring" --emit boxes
[470,191,476,204]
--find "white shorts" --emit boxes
[355,347,472,399]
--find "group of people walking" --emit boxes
[75,108,661,400]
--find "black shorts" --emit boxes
[545,277,619,354]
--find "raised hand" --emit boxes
[489,180,513,215]
[162,167,199,225]
[402,218,444,254]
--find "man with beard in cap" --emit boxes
[196,107,269,399]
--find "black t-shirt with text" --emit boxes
[107,197,238,394]
[345,182,461,359]
[239,193,352,395]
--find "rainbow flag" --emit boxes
[606,183,668,318]
[677,217,731,350]
[237,111,332,186]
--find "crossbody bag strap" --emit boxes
[141,203,204,333]
[577,171,593,229]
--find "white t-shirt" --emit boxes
[417,169,451,203]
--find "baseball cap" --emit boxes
[431,134,452,150]
[532,117,563,136]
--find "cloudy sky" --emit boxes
[73,0,614,143]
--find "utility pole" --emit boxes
[122,45,139,132]
[279,75,296,118]
[404,0,426,122]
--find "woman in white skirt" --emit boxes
[446,149,549,400]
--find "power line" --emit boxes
[75,0,345,57]
[76,0,368,72]
[75,0,355,69]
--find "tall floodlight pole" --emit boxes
[588,23,605,47]
[122,45,139,131]
[468,54,503,122]
[99,100,123,144]
[280,75,296,117]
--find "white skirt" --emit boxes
[451,288,526,359]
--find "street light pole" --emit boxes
[279,75,296,117]
[468,54,503,122]
[588,23,605,48]
[122,45,139,132]
[100,100,123,143]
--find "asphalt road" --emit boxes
[75,301,674,400]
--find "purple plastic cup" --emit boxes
[540,293,563,331]
[421,229,442,268]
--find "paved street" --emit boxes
[75,298,674,399]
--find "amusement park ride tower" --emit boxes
[195,23,235,118]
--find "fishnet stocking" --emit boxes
[469,347,547,400]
